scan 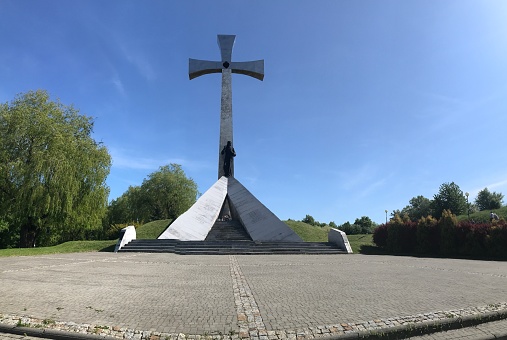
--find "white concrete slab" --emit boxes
[114,225,136,252]
[227,177,302,242]
[328,228,353,253]
[158,177,228,240]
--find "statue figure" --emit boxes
[221,141,236,177]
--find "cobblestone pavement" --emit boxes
[1,253,507,339]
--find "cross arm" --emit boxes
[189,59,223,80]
[190,59,265,81]
[230,60,264,81]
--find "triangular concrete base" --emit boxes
[158,176,302,242]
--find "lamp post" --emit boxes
[385,210,388,224]
[465,192,470,220]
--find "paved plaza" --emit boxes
[1,252,507,339]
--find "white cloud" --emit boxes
[487,178,507,190]
[109,147,211,173]
[117,39,156,81]
[111,75,126,96]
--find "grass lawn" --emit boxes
[285,220,330,242]
[0,240,116,258]
[285,220,378,254]
[136,219,171,239]
[346,234,375,254]
[457,206,507,223]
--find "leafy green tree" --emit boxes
[106,164,198,229]
[474,188,504,211]
[137,164,198,221]
[0,90,111,247]
[390,209,402,219]
[432,182,467,218]
[353,216,376,234]
[338,221,361,235]
[302,215,316,226]
[0,218,15,249]
[105,186,143,225]
[401,195,433,221]
[329,221,337,228]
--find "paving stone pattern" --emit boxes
[1,253,507,339]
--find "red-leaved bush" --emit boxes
[372,212,507,259]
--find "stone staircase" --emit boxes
[118,239,347,255]
[205,220,252,241]
[118,215,349,255]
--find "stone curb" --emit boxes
[326,309,507,339]
[1,309,507,340]
[0,323,116,340]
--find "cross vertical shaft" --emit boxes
[219,69,233,177]
[189,35,264,179]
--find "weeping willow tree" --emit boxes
[0,90,111,247]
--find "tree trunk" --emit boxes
[20,223,37,248]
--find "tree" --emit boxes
[329,221,337,228]
[138,164,198,221]
[401,195,433,221]
[432,182,467,218]
[106,186,143,226]
[475,188,504,211]
[0,90,111,247]
[106,164,198,227]
[353,216,377,234]
[338,221,361,235]
[302,215,315,226]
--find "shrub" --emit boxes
[386,215,417,253]
[456,222,489,257]
[416,215,439,254]
[372,210,507,259]
[104,222,136,240]
[373,224,388,248]
[486,221,507,258]
[439,210,459,256]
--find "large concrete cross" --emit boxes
[189,35,264,179]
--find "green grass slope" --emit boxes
[284,220,374,253]
[136,219,172,239]
[457,206,507,223]
[346,234,374,254]
[285,220,330,242]
[0,240,116,258]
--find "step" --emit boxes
[118,239,348,255]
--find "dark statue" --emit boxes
[221,141,236,177]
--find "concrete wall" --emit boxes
[114,225,136,252]
[328,228,353,253]
[228,177,302,242]
[158,177,228,240]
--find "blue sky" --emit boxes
[1,1,507,224]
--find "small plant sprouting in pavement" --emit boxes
[94,325,109,329]
[86,306,104,313]
[16,319,29,327]
[42,319,56,325]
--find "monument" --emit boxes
[158,35,302,242]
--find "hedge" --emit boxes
[373,210,507,259]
